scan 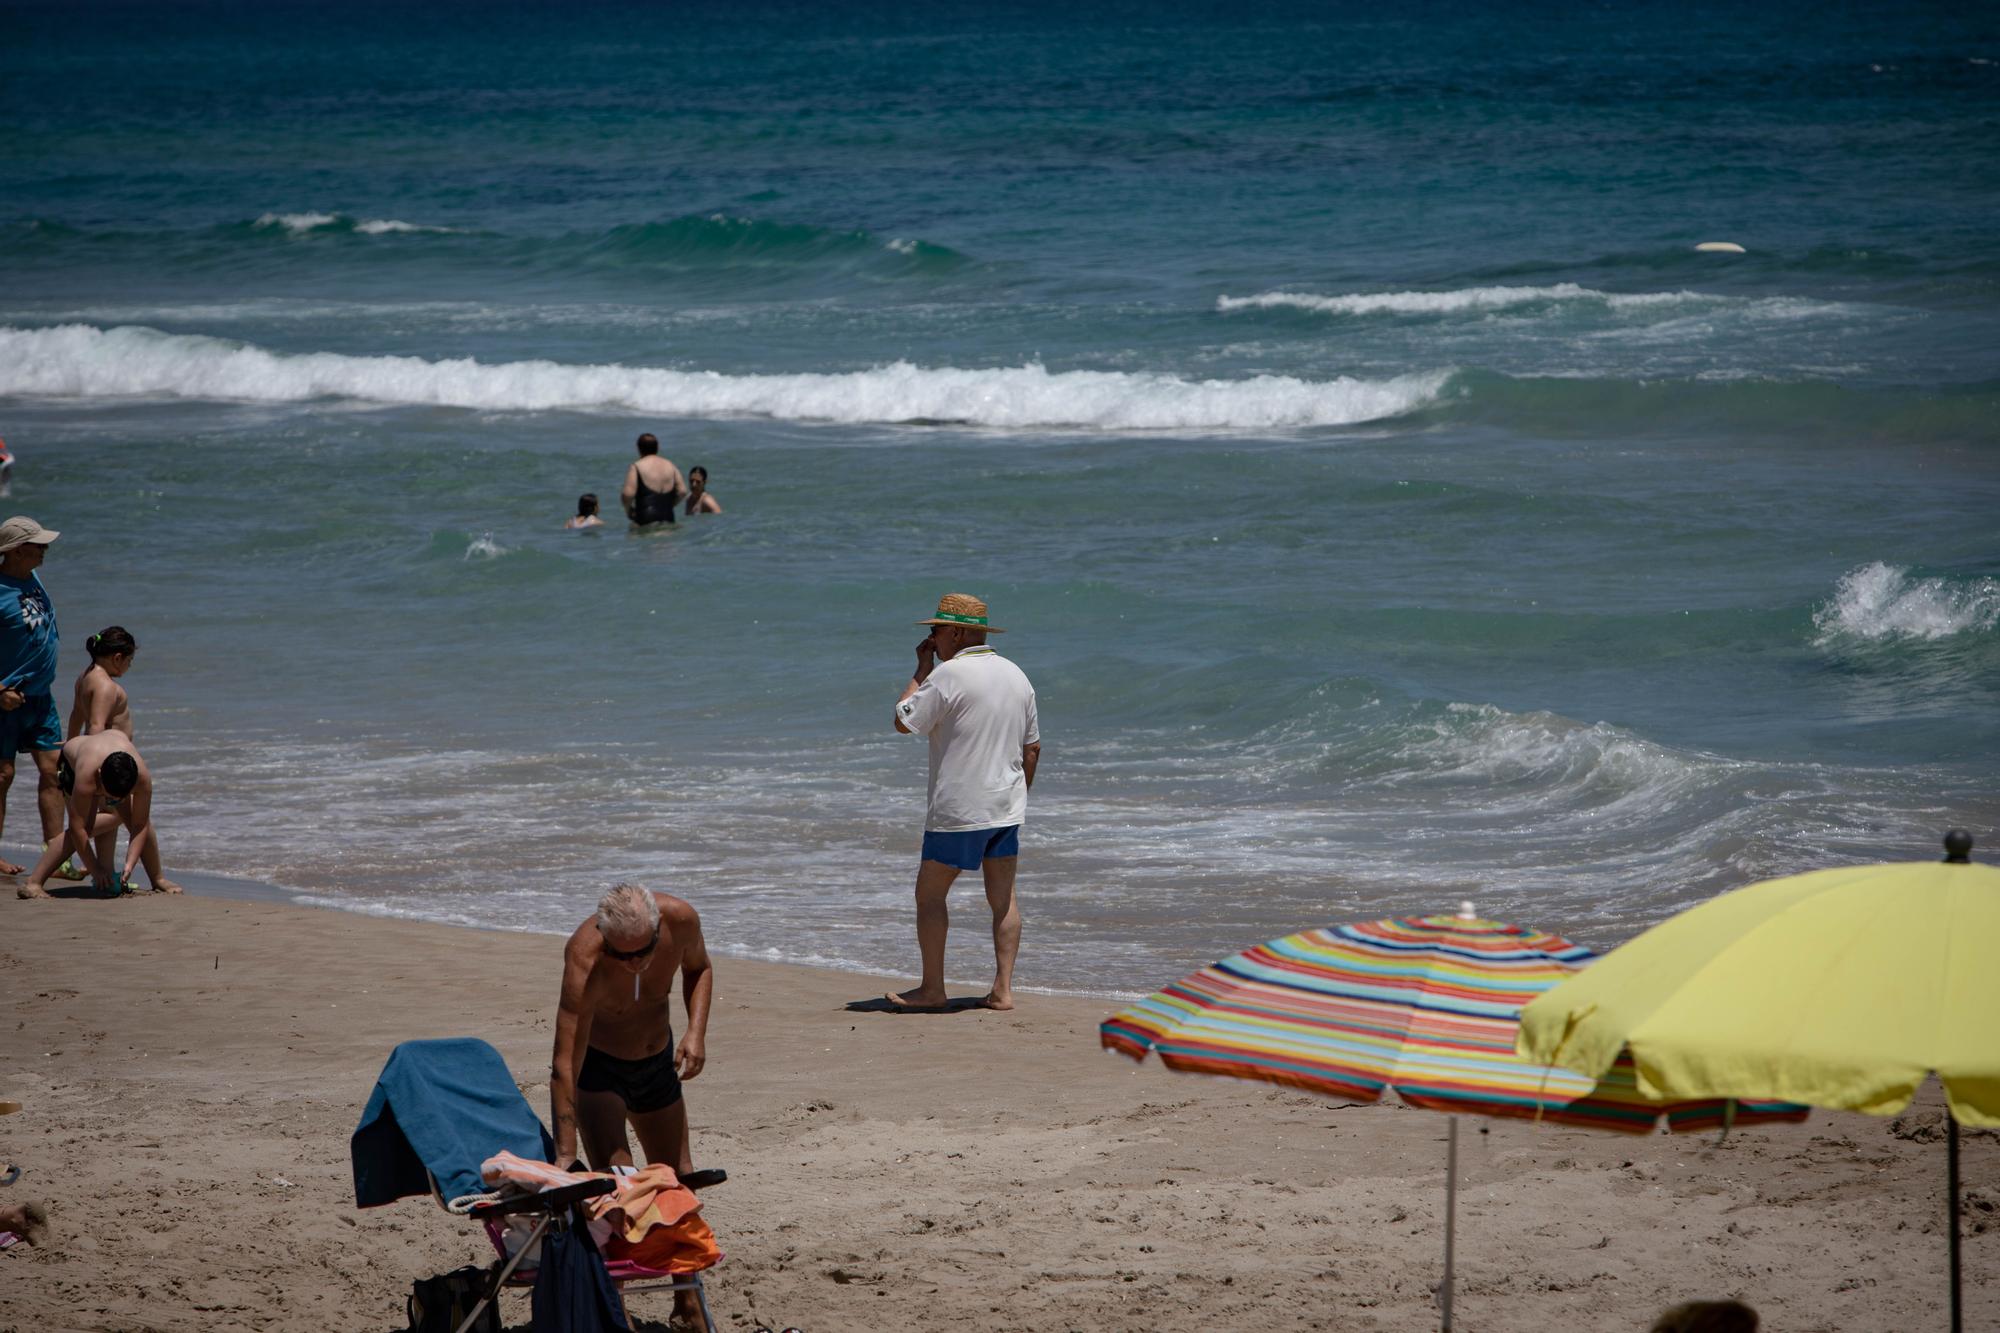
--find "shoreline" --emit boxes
[0,845,1151,1003]
[1,886,1989,1331]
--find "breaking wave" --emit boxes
[1217,285,1845,318]
[0,323,1448,432]
[1813,563,2000,643]
[252,212,462,236]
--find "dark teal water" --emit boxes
[3,1,1996,991]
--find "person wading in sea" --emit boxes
[682,466,722,515]
[620,433,685,526]
[888,593,1040,1013]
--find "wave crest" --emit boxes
[252,212,461,236]
[1215,285,1844,318]
[1813,563,2000,643]
[1376,702,1716,811]
[0,323,1448,432]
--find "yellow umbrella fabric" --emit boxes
[1517,855,2000,1127]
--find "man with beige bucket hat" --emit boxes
[889,593,1040,1012]
[0,517,65,877]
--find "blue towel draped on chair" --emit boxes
[351,1037,555,1207]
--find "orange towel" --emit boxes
[479,1151,720,1274]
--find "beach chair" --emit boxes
[351,1037,720,1333]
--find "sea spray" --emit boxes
[1813,563,2000,643]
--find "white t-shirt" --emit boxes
[895,645,1039,832]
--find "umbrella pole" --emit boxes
[1949,1116,1962,1333]
[1442,1114,1458,1332]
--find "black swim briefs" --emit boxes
[576,1039,683,1113]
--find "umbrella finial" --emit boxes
[1944,829,1974,864]
[1457,900,1477,920]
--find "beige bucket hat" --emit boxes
[917,592,1004,633]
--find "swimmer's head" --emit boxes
[100,751,139,800]
[87,626,137,666]
[636,433,660,457]
[688,466,707,489]
[577,493,599,518]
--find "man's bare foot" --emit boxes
[980,991,1016,1011]
[0,858,22,876]
[149,878,185,894]
[885,986,949,1012]
[668,1290,705,1329]
[16,881,49,900]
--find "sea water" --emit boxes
[3,0,1996,992]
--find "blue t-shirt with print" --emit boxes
[0,572,59,695]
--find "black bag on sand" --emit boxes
[408,1264,499,1333]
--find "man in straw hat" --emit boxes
[0,517,65,878]
[888,593,1040,1012]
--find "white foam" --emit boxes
[253,212,457,235]
[1387,702,1718,813]
[1813,562,2000,642]
[464,534,507,560]
[352,218,459,235]
[1217,285,1768,316]
[884,237,919,255]
[0,323,1449,432]
[255,211,342,233]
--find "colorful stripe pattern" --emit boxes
[1101,915,1805,1134]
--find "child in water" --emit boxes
[60,627,179,893]
[565,493,604,530]
[683,466,722,515]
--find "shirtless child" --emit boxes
[17,732,167,899]
[62,627,179,893]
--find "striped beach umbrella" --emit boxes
[1101,910,1806,1329]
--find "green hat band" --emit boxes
[933,611,988,626]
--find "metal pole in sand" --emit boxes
[1441,1114,1458,1332]
[1949,1115,1962,1333]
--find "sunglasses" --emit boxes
[604,926,659,962]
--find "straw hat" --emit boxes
[917,592,1004,633]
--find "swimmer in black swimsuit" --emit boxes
[620,432,684,526]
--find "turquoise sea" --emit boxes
[3,0,1996,991]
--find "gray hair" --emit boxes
[596,883,660,940]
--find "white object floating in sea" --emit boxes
[1695,241,1746,253]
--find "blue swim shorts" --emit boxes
[0,693,62,761]
[921,824,1021,871]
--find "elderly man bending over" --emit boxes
[550,884,714,1183]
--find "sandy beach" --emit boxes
[0,889,1987,1332]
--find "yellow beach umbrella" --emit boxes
[1518,830,1997,1331]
